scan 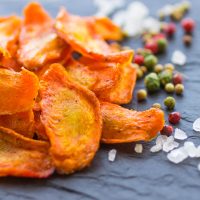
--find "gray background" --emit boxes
[0,0,200,200]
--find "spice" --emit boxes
[173,73,183,85]
[144,41,158,54]
[154,64,164,73]
[165,83,175,93]
[159,70,173,86]
[160,125,174,137]
[164,96,176,110]
[181,18,195,33]
[134,54,144,65]
[164,23,176,37]
[140,66,148,74]
[169,112,181,124]
[144,72,160,92]
[183,35,192,46]
[144,55,158,71]
[137,89,147,101]
[175,84,184,95]
[152,103,161,109]
[164,63,175,71]
[136,68,144,79]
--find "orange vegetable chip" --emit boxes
[0,68,39,115]
[0,126,54,178]
[17,2,70,70]
[40,64,102,174]
[65,58,119,93]
[0,110,34,138]
[100,102,165,143]
[55,8,131,61]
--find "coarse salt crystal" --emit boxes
[184,141,197,158]
[135,144,143,153]
[150,135,168,153]
[197,163,200,171]
[174,128,188,140]
[150,143,162,153]
[193,118,200,132]
[162,136,179,153]
[195,146,200,158]
[171,50,186,65]
[167,147,188,164]
[108,149,117,162]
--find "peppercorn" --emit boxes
[168,112,181,124]
[142,34,152,43]
[165,83,175,93]
[175,84,184,95]
[144,73,160,92]
[170,8,183,21]
[160,125,174,137]
[159,70,173,86]
[183,35,192,46]
[164,96,176,110]
[144,55,158,71]
[152,103,161,109]
[164,23,176,37]
[181,18,195,33]
[164,63,175,71]
[137,89,147,101]
[173,73,183,85]
[157,38,168,53]
[140,66,147,74]
[144,41,158,54]
[134,54,144,65]
[137,68,143,79]
[154,64,164,74]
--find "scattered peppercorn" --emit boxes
[170,8,183,21]
[140,66,148,74]
[183,35,192,46]
[181,18,195,33]
[175,84,184,95]
[137,89,147,101]
[134,54,144,65]
[164,23,176,37]
[152,103,161,109]
[159,70,173,86]
[160,125,174,137]
[154,64,164,74]
[136,68,144,80]
[144,73,160,92]
[165,83,175,93]
[156,38,168,53]
[173,73,183,85]
[164,96,176,110]
[168,112,181,124]
[144,55,158,71]
[164,63,175,71]
[144,41,158,54]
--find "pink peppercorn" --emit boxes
[164,23,176,37]
[173,73,183,85]
[181,18,195,33]
[168,112,181,125]
[144,41,158,54]
[160,125,174,137]
[134,54,144,65]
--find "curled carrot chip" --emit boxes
[0,68,39,115]
[17,2,70,70]
[0,126,54,178]
[65,58,119,93]
[55,8,131,61]
[0,110,34,138]
[100,102,165,144]
[40,64,102,174]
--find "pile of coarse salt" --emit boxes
[171,50,187,65]
[150,118,200,170]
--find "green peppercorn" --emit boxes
[164,63,175,71]
[164,96,176,110]
[137,68,143,79]
[154,64,164,73]
[175,84,184,95]
[144,72,160,92]
[140,66,148,74]
[144,55,158,71]
[159,70,173,86]
[137,89,147,101]
[157,38,168,53]
[165,83,175,93]
[152,103,161,109]
[137,48,152,57]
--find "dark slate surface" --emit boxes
[0,0,200,199]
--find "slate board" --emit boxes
[0,0,200,200]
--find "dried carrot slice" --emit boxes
[100,102,165,143]
[0,68,39,115]
[55,8,132,61]
[0,126,54,178]
[18,2,69,70]
[0,110,34,138]
[40,64,102,174]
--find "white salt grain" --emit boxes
[108,149,117,162]
[174,128,188,140]
[198,163,200,171]
[184,141,197,158]
[162,136,179,153]
[193,118,200,132]
[135,144,143,153]
[171,50,186,65]
[195,146,200,158]
[167,147,188,164]
[150,144,162,153]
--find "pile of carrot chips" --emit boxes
[0,2,164,178]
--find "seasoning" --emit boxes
[169,112,181,124]
[144,41,158,54]
[183,35,192,46]
[173,73,183,85]
[175,84,184,95]
[164,96,176,110]
[144,72,160,92]
[134,54,144,65]
[181,18,195,33]
[136,68,144,79]
[160,125,174,137]
[165,83,175,93]
[164,63,175,71]
[137,89,147,101]
[144,55,158,71]
[154,64,164,73]
[164,23,176,37]
[159,70,173,86]
[152,103,161,109]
